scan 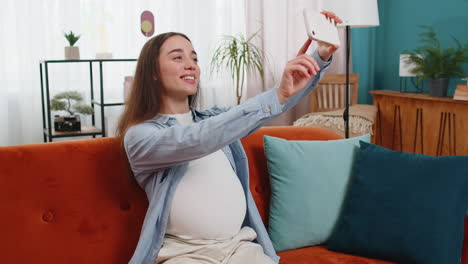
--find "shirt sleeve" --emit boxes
[124,50,331,175]
[124,89,281,175]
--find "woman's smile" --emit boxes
[180,74,197,85]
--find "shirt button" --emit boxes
[265,106,271,113]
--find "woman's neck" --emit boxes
[159,95,190,115]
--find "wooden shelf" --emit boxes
[44,126,102,138]
[370,90,468,105]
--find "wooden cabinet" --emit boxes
[370,90,468,156]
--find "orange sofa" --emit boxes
[1,126,467,264]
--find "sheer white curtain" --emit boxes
[0,0,244,146]
[245,0,350,126]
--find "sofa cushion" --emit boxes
[0,138,148,264]
[240,126,342,227]
[328,141,468,264]
[264,134,370,252]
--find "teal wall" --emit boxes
[353,0,468,104]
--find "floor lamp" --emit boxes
[321,0,380,138]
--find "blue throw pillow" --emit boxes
[328,141,468,264]
[264,134,370,252]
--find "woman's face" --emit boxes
[158,35,200,100]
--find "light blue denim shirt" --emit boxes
[124,51,331,264]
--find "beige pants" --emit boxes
[156,227,275,264]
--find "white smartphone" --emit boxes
[303,8,340,46]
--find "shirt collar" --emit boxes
[149,107,203,125]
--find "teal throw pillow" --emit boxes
[328,141,468,264]
[264,134,370,252]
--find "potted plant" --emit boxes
[64,31,81,60]
[51,91,93,132]
[210,31,266,104]
[404,26,468,97]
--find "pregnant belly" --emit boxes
[166,173,247,240]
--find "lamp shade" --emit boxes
[399,54,422,77]
[319,0,380,28]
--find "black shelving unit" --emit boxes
[39,59,137,142]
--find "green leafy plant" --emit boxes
[51,91,93,116]
[404,25,468,83]
[64,31,81,46]
[210,31,266,104]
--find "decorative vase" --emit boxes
[428,78,449,97]
[65,46,80,60]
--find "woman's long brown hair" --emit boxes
[115,32,199,142]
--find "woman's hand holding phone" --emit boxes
[276,11,342,104]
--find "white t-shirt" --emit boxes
[164,111,247,240]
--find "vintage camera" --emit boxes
[54,115,81,132]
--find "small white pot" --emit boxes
[65,46,80,60]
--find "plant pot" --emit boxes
[65,46,80,60]
[54,115,81,132]
[428,78,449,97]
